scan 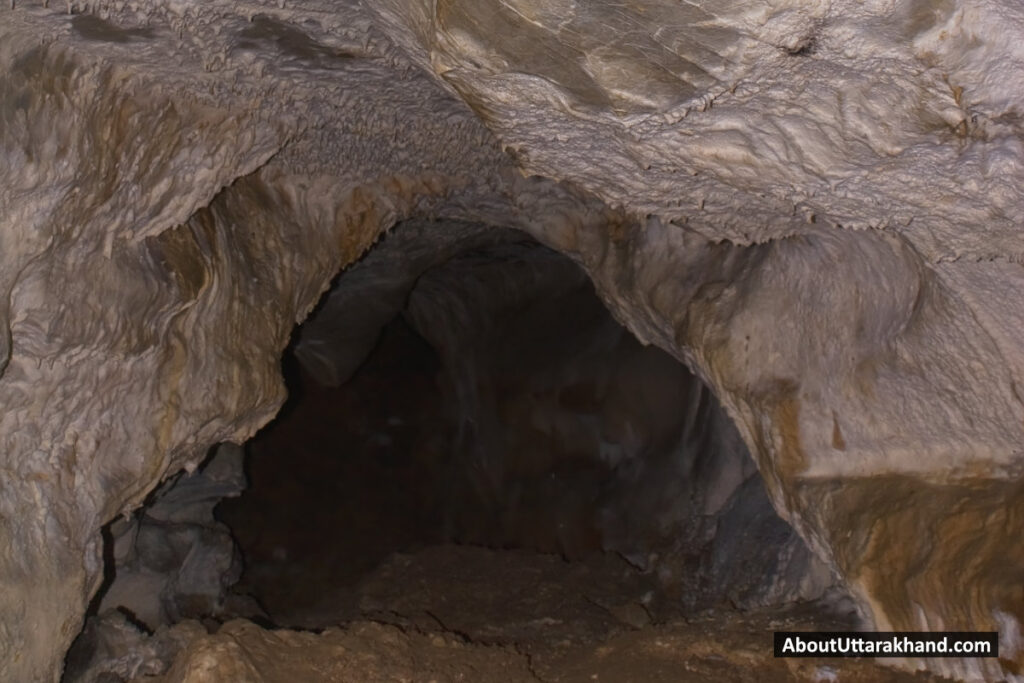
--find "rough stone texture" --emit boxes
[92,548,941,683]
[94,443,250,630]
[292,219,517,388]
[62,614,205,683]
[0,0,1022,681]
[147,620,538,683]
[66,545,939,683]
[368,0,1024,257]
[0,4,522,681]
[530,219,1024,681]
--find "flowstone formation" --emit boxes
[0,0,1022,681]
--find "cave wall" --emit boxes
[94,443,249,630]
[0,0,1023,681]
[0,6,528,679]
[531,214,1024,681]
[357,0,1024,677]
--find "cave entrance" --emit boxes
[212,221,832,632]
[65,221,846,682]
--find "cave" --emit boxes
[2,1,1024,682]
[64,224,849,681]
[214,226,833,624]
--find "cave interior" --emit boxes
[3,1,1024,682]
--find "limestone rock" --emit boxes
[95,443,248,630]
[0,0,1021,680]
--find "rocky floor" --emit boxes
[119,544,952,683]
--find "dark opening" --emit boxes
[64,223,851,682]
[212,225,831,630]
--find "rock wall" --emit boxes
[361,0,1024,677]
[0,6,520,679]
[94,443,249,630]
[0,0,1022,680]
[528,214,1024,681]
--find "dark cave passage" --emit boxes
[218,317,451,623]
[63,223,856,683]
[210,224,833,631]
